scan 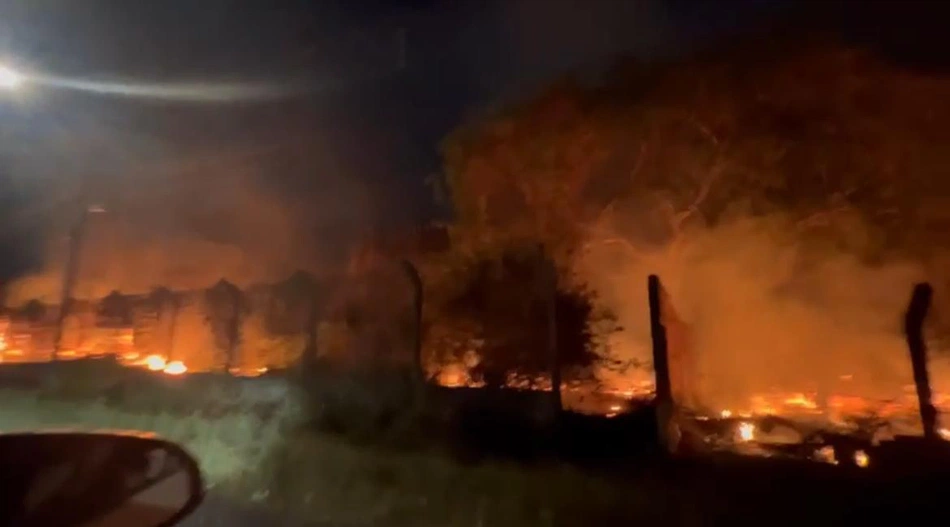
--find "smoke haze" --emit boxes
[578,213,926,409]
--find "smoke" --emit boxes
[3,169,364,304]
[577,212,925,408]
[2,130,376,306]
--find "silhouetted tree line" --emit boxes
[0,270,400,372]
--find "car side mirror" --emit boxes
[0,432,204,527]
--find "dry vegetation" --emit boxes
[2,361,947,526]
[0,384,828,526]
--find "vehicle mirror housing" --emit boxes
[0,432,204,527]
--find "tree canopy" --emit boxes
[427,37,950,381]
[440,40,950,264]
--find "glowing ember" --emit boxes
[720,409,732,418]
[438,369,467,387]
[228,366,269,377]
[737,421,755,442]
[815,446,838,465]
[144,354,166,371]
[782,393,818,410]
[163,361,187,375]
[940,428,950,441]
[853,450,869,468]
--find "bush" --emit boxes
[425,244,616,388]
[296,359,422,443]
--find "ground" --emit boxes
[1,363,948,526]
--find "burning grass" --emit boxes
[3,358,950,525]
[3,382,950,525]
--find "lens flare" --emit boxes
[0,66,23,90]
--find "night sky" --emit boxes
[0,0,944,287]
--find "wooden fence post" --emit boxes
[904,282,938,441]
[539,246,562,417]
[401,260,426,392]
[648,274,680,454]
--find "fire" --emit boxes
[737,421,755,442]
[437,370,467,387]
[815,446,838,465]
[783,393,818,410]
[163,361,187,375]
[144,354,166,371]
[853,450,869,468]
[228,366,268,377]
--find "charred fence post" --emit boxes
[53,209,91,361]
[539,246,562,418]
[648,274,679,454]
[206,280,244,373]
[904,282,938,441]
[166,293,180,362]
[400,259,426,393]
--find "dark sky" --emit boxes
[0,0,945,290]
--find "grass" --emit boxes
[3,364,950,526]
[0,387,293,487]
[0,368,668,526]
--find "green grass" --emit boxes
[0,372,943,526]
[0,383,667,526]
[259,432,645,527]
[0,388,295,487]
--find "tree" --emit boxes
[441,40,950,262]
[170,292,217,371]
[440,79,612,265]
[239,308,306,371]
[430,36,950,382]
[145,287,179,359]
[19,299,46,324]
[427,243,616,387]
[98,291,132,327]
[270,270,320,364]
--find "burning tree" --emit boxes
[424,243,616,389]
[430,35,950,397]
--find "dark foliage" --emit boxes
[444,247,608,386]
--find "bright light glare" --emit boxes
[0,66,23,90]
